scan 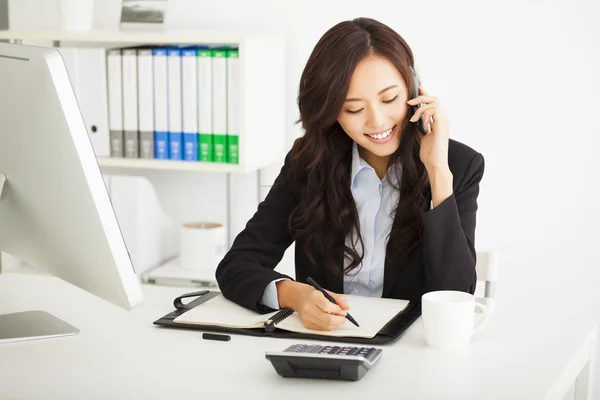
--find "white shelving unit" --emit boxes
[97,157,249,173]
[0,29,286,174]
[0,29,288,274]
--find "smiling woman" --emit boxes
[337,56,407,177]
[216,17,485,333]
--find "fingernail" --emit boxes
[410,115,417,122]
[340,310,347,316]
[407,99,415,104]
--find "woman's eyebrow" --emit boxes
[344,85,399,102]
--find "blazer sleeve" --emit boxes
[421,152,485,294]
[215,154,297,313]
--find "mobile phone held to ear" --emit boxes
[409,66,428,134]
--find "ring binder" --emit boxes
[155,290,421,345]
[264,308,294,332]
[173,290,210,310]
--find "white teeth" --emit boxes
[367,126,394,140]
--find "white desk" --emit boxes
[0,272,596,400]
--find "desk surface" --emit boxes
[0,273,597,400]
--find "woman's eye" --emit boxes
[383,95,398,104]
[345,109,363,114]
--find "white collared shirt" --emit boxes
[260,142,401,308]
[343,142,400,297]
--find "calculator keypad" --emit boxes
[284,344,378,361]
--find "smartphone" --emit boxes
[409,66,428,134]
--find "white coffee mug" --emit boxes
[422,290,490,349]
[180,222,226,271]
[57,0,95,32]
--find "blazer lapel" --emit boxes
[382,193,432,297]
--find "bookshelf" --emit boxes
[0,29,286,174]
[97,156,260,173]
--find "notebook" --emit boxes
[173,292,410,339]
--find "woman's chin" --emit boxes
[361,137,400,157]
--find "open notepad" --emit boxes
[173,293,410,339]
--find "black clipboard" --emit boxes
[153,291,421,345]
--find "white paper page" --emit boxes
[277,295,409,338]
[174,294,278,329]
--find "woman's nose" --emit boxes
[367,106,387,131]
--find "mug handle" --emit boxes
[472,302,490,335]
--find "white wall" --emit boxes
[8,0,600,391]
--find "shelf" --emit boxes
[1,29,286,175]
[0,29,278,45]
[98,157,251,173]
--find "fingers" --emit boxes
[326,290,350,310]
[407,86,439,127]
[302,319,339,331]
[407,97,438,108]
[300,303,347,331]
[311,307,347,327]
[296,286,354,331]
[296,290,350,331]
[407,94,439,107]
[295,304,345,331]
[312,290,347,315]
[410,102,437,123]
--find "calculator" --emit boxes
[265,344,383,381]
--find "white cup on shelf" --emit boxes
[422,290,490,350]
[57,0,95,32]
[180,222,227,272]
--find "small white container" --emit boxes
[180,222,227,272]
[57,0,95,32]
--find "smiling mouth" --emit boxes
[364,125,396,140]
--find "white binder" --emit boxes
[58,47,111,157]
[106,48,124,157]
[137,48,154,159]
[122,48,139,158]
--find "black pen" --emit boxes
[306,277,359,327]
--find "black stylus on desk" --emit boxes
[306,277,360,327]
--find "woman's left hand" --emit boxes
[407,87,450,173]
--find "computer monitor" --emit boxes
[0,42,143,343]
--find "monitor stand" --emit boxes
[0,172,80,343]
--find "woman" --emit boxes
[216,17,484,331]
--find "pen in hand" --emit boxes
[306,276,360,327]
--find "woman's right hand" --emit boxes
[276,280,351,331]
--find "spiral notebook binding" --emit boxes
[264,308,294,332]
[272,308,294,324]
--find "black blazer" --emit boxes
[216,139,485,313]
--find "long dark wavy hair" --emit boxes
[289,17,430,276]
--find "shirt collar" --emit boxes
[350,142,372,185]
[350,142,402,187]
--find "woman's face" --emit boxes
[337,55,409,161]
